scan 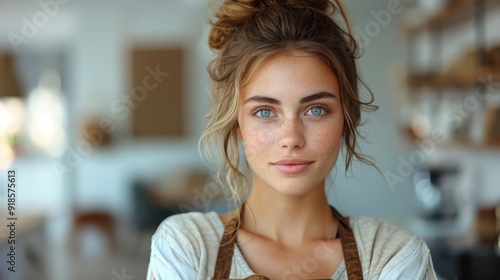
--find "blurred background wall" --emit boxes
[0,0,499,279]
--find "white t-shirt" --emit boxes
[146,211,437,280]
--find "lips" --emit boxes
[271,158,314,175]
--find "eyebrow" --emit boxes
[243,91,337,105]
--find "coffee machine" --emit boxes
[413,165,460,222]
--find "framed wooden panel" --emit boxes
[131,48,185,137]
[484,106,500,145]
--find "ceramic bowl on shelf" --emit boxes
[417,0,449,15]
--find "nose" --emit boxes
[278,118,305,149]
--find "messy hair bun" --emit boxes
[208,0,255,50]
[209,0,351,51]
[201,0,378,207]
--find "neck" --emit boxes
[241,179,338,248]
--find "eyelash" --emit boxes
[305,105,330,116]
[251,104,331,118]
[252,107,275,118]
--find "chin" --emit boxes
[271,179,319,197]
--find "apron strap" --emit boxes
[213,206,243,278]
[330,206,364,280]
[212,204,364,279]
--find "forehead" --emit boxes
[241,53,339,99]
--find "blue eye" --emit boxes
[307,106,326,116]
[255,108,275,118]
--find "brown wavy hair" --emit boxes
[199,0,378,206]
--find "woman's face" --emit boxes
[237,53,344,196]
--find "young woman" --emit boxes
[147,0,437,279]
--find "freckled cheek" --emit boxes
[313,128,343,155]
[257,127,277,144]
[241,126,275,159]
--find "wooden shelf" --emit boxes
[440,140,500,150]
[405,0,500,36]
[404,132,500,150]
[402,0,500,152]
[407,68,500,90]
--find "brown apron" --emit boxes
[212,204,363,280]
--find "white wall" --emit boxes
[330,1,418,221]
